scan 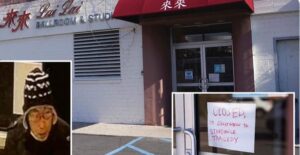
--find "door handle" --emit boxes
[198,78,202,89]
[173,127,182,132]
[184,128,197,155]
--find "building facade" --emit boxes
[252,0,299,93]
[0,0,146,124]
[0,0,298,128]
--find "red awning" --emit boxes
[113,0,254,20]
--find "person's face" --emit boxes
[28,106,54,140]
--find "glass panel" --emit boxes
[176,48,201,83]
[173,24,232,43]
[207,86,234,92]
[196,94,291,155]
[205,46,233,83]
[177,86,202,92]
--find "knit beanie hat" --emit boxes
[23,68,57,129]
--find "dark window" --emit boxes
[173,23,232,43]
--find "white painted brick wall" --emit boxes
[0,26,145,124]
[251,11,299,91]
[253,0,299,14]
[0,34,74,59]
[73,26,145,124]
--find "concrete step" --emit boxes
[73,123,171,138]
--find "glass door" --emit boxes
[204,44,234,92]
[175,47,203,92]
[173,42,234,92]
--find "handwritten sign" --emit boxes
[207,102,256,153]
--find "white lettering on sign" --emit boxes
[207,102,256,153]
[174,0,187,9]
[161,0,172,11]
[161,0,187,11]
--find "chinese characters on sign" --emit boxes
[161,0,187,11]
[13,11,31,32]
[207,102,256,153]
[175,0,187,9]
[0,9,31,32]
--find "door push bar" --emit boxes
[173,127,197,155]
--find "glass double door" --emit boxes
[174,42,234,92]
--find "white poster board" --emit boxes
[208,73,220,82]
[207,102,256,153]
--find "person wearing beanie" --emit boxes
[4,68,70,155]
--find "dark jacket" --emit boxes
[4,116,70,155]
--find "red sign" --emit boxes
[0,9,31,32]
[113,0,254,19]
[12,11,31,32]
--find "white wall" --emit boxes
[0,0,145,124]
[253,0,299,14]
[73,26,145,124]
[0,34,73,59]
[251,0,299,91]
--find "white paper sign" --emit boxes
[209,73,219,82]
[207,102,256,153]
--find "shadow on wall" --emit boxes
[254,58,276,91]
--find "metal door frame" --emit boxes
[273,36,299,92]
[173,93,197,155]
[172,40,234,92]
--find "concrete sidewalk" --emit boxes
[72,123,172,155]
[72,123,171,139]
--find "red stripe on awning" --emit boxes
[113,0,254,19]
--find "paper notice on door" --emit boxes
[214,64,225,73]
[207,102,256,153]
[184,70,193,80]
[209,73,219,82]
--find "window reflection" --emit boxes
[173,24,232,43]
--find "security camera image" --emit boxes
[0,61,71,155]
